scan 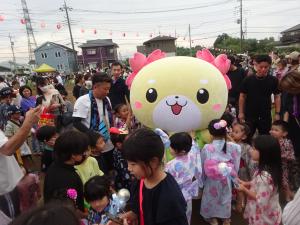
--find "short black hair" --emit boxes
[84,175,111,202]
[86,131,104,148]
[36,76,48,96]
[92,73,112,86]
[254,55,272,65]
[75,74,84,84]
[208,119,227,153]
[0,76,4,82]
[19,85,32,98]
[110,133,127,146]
[221,112,234,128]
[170,132,192,154]
[10,203,80,225]
[114,103,127,114]
[123,128,164,163]
[272,120,289,133]
[59,89,68,96]
[54,130,89,162]
[111,61,123,69]
[228,55,236,65]
[36,126,57,142]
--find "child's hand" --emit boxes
[236,183,246,192]
[119,211,138,225]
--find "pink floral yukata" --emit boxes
[244,171,281,225]
[165,142,202,224]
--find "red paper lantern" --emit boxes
[56,23,61,30]
[40,21,46,28]
[0,15,4,22]
[93,29,97,34]
[149,33,153,38]
[109,31,112,36]
[122,33,126,37]
[80,28,85,33]
[20,18,26,24]
[136,33,139,37]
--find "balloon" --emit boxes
[20,18,26,24]
[40,21,46,28]
[0,15,5,22]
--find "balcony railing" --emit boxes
[280,33,300,43]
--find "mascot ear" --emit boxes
[214,54,231,75]
[129,52,147,73]
[196,49,215,63]
[146,49,166,64]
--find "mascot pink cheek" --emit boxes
[212,104,222,112]
[134,101,143,110]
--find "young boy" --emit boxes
[0,87,12,131]
[36,126,58,172]
[238,55,281,136]
[270,120,296,201]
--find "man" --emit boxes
[0,106,41,220]
[287,51,300,72]
[227,55,247,109]
[108,62,130,109]
[73,73,114,174]
[0,87,13,131]
[238,55,281,136]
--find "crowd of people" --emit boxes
[0,50,299,225]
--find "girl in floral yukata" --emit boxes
[237,135,282,225]
[165,132,202,224]
[200,119,241,225]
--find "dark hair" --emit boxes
[0,76,4,82]
[221,112,234,128]
[272,120,289,133]
[59,89,68,96]
[19,85,32,98]
[111,62,123,69]
[208,119,227,153]
[54,130,89,162]
[114,103,127,114]
[84,175,111,202]
[36,126,57,142]
[86,131,103,148]
[53,77,59,84]
[75,74,84,84]
[92,73,112,86]
[123,128,164,163]
[254,55,272,65]
[228,55,236,65]
[83,73,91,81]
[234,122,252,144]
[170,132,192,154]
[36,76,48,96]
[9,204,80,225]
[110,133,127,146]
[12,80,19,86]
[253,135,282,188]
[277,59,287,67]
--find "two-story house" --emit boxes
[280,24,300,48]
[138,36,177,56]
[34,42,77,74]
[78,39,118,70]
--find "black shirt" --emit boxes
[44,161,84,211]
[108,77,130,109]
[240,74,280,118]
[73,84,81,99]
[228,67,246,105]
[130,173,188,225]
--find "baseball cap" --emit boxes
[0,87,12,97]
[288,51,300,60]
[7,105,21,115]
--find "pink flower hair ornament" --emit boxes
[196,49,232,90]
[67,188,77,201]
[126,49,166,88]
[213,119,227,130]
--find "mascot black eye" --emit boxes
[146,88,157,103]
[196,88,209,104]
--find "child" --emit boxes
[110,128,132,190]
[0,87,12,131]
[121,128,188,225]
[113,103,138,132]
[238,135,282,225]
[84,175,112,225]
[231,122,255,212]
[200,119,241,225]
[36,125,58,172]
[270,120,296,201]
[5,105,32,169]
[165,132,202,225]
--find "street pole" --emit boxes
[9,34,16,73]
[188,24,192,56]
[239,0,243,53]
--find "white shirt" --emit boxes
[0,131,23,195]
[0,82,8,91]
[282,188,300,225]
[56,75,63,85]
[73,94,114,152]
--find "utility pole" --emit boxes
[60,0,78,71]
[9,34,16,72]
[188,24,192,56]
[239,0,243,53]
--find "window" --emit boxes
[41,53,48,58]
[44,53,47,58]
[86,49,96,55]
[109,48,114,54]
[55,51,61,57]
[41,53,44,58]
[55,52,57,57]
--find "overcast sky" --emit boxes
[0,0,299,63]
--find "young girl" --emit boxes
[120,128,188,225]
[200,119,241,225]
[231,122,256,211]
[165,132,202,225]
[238,135,282,225]
[113,104,138,132]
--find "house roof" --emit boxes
[34,42,76,53]
[79,39,119,48]
[281,24,300,33]
[143,35,177,45]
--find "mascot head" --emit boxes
[127,49,231,132]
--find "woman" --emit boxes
[79,73,92,97]
[280,71,300,158]
[72,74,84,100]
[19,86,36,114]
